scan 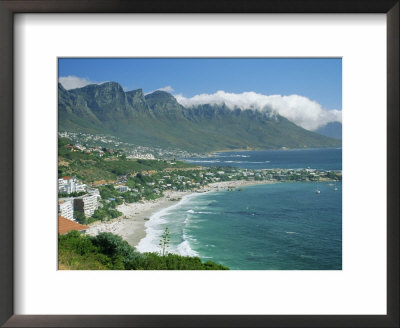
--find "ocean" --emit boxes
[137,148,342,270]
[185,147,342,170]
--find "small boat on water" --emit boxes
[314,181,320,194]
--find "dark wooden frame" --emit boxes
[0,0,398,327]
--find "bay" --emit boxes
[139,148,342,270]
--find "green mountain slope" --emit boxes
[315,122,342,140]
[58,82,341,152]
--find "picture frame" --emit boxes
[0,0,398,327]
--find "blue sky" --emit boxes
[58,58,341,110]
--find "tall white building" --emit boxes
[58,198,74,221]
[74,194,99,217]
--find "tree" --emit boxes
[90,232,143,265]
[159,227,170,256]
[74,211,86,224]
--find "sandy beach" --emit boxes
[85,179,274,248]
[85,189,192,247]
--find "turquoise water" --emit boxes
[137,148,342,270]
[185,147,342,170]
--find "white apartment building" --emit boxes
[75,183,87,193]
[58,177,87,194]
[58,198,74,221]
[87,188,101,197]
[58,178,68,190]
[74,194,99,217]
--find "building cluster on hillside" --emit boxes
[58,176,100,222]
[117,167,342,199]
[60,131,122,147]
[63,143,123,158]
[59,131,205,160]
[127,153,156,160]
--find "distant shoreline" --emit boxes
[85,179,275,249]
[206,146,342,154]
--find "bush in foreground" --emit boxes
[58,231,228,270]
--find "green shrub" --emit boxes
[90,232,144,266]
[58,231,228,270]
[58,230,96,255]
[74,211,87,225]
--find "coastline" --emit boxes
[85,189,192,247]
[210,146,342,153]
[85,179,274,249]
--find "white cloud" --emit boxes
[59,76,99,90]
[145,85,175,95]
[175,90,342,131]
[157,85,174,93]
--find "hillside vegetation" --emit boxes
[58,137,193,184]
[58,231,229,270]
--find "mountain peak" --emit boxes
[145,90,175,100]
[126,88,144,96]
[98,81,124,91]
[75,81,123,92]
[145,90,180,110]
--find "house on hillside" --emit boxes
[116,185,130,192]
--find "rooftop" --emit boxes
[58,216,89,235]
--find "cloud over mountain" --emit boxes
[58,77,341,131]
[144,85,175,95]
[59,82,341,152]
[157,85,175,93]
[58,76,100,90]
[175,91,342,131]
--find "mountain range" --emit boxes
[315,122,342,140]
[58,82,341,152]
